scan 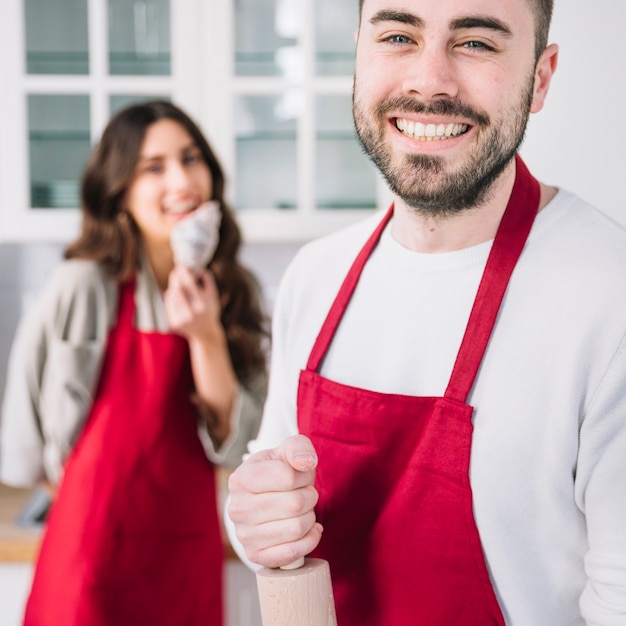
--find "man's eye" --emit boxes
[386,34,412,45]
[463,40,493,51]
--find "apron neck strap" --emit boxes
[444,155,540,402]
[306,205,393,372]
[306,154,541,403]
[116,277,137,329]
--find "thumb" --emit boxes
[274,434,318,472]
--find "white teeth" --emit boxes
[395,118,469,141]
[167,200,197,214]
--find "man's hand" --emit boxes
[227,435,323,568]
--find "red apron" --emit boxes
[298,155,539,625]
[24,278,223,626]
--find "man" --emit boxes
[227,0,626,623]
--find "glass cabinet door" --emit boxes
[235,0,301,77]
[28,95,90,209]
[231,0,379,226]
[24,0,89,74]
[0,0,178,239]
[24,0,172,211]
[314,0,359,76]
[23,0,92,214]
[108,0,171,75]
[315,94,377,210]
[235,94,299,210]
[1,0,382,243]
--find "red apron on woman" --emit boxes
[24,277,223,626]
[298,156,540,624]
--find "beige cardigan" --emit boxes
[0,257,267,487]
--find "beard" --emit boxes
[353,77,535,217]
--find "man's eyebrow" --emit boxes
[449,16,513,37]
[368,12,513,38]
[369,10,425,29]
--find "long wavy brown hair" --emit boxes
[65,100,268,384]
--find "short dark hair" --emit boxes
[531,0,554,60]
[358,0,554,61]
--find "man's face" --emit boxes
[353,0,549,215]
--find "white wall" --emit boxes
[0,564,32,626]
[521,2,626,224]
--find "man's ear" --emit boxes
[530,43,559,114]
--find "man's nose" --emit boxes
[400,45,459,101]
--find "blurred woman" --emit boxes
[0,100,268,625]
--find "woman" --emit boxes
[0,101,268,625]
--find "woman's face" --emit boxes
[124,118,213,254]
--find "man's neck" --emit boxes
[390,160,556,254]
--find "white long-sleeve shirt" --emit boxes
[232,188,626,625]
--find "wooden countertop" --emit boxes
[0,469,239,563]
[0,484,41,562]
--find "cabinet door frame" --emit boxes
[0,0,208,243]
[0,0,387,244]
[214,0,388,242]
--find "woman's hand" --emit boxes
[163,264,222,342]
[164,264,237,448]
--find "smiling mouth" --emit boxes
[395,118,469,141]
[165,199,198,215]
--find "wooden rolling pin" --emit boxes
[256,557,338,625]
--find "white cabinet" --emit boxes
[0,0,384,243]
